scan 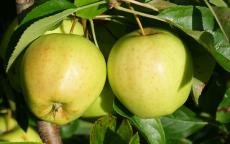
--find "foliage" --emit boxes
[0,0,230,143]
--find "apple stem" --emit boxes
[120,0,158,12]
[69,17,77,34]
[128,4,145,36]
[81,19,88,38]
[37,121,63,144]
[114,5,166,22]
[89,19,99,48]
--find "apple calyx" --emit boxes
[50,103,63,120]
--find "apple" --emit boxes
[81,81,115,118]
[0,126,42,142]
[0,115,17,134]
[107,28,193,118]
[20,33,106,125]
[7,18,84,93]
[45,18,84,36]
[0,115,42,142]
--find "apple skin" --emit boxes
[81,81,114,118]
[0,115,17,134]
[108,28,193,118]
[20,34,106,125]
[7,18,84,93]
[0,127,42,142]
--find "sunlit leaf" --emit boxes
[74,0,108,18]
[21,0,75,25]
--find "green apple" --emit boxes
[45,18,84,36]
[0,126,42,142]
[108,28,193,118]
[21,34,106,125]
[7,18,84,93]
[0,115,17,134]
[81,82,114,118]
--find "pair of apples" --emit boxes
[13,18,193,125]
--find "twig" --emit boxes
[37,121,63,144]
[115,5,166,22]
[69,17,77,34]
[81,19,88,38]
[129,5,145,35]
[16,0,34,15]
[89,19,99,48]
[120,0,158,11]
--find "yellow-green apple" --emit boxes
[20,34,106,125]
[0,126,42,142]
[0,115,17,134]
[7,18,84,93]
[108,28,193,118]
[81,82,114,118]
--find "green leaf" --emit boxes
[6,1,105,72]
[161,106,207,142]
[129,132,140,144]
[20,0,76,25]
[113,99,166,144]
[61,119,80,138]
[61,119,93,138]
[216,81,230,123]
[205,3,230,43]
[158,6,230,72]
[90,115,131,144]
[209,0,228,7]
[74,0,108,18]
[90,115,117,144]
[116,119,133,143]
[148,0,177,11]
[166,138,192,144]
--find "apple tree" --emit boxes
[0,0,230,144]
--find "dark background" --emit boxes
[0,0,17,38]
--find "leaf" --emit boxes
[6,1,105,72]
[74,0,108,18]
[148,0,177,11]
[90,115,117,144]
[158,6,230,72]
[116,119,133,143]
[209,0,228,7]
[161,106,207,143]
[61,119,93,138]
[205,2,230,43]
[113,99,166,144]
[20,0,76,25]
[129,132,140,144]
[216,81,230,123]
[90,115,131,144]
[60,119,80,138]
